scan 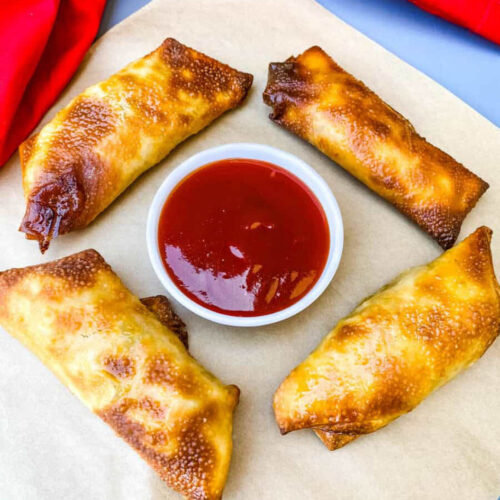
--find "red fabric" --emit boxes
[0,0,107,166]
[410,0,500,45]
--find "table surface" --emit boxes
[100,0,500,128]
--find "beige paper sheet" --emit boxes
[0,0,499,498]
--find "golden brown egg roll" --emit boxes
[274,227,500,450]
[263,46,488,249]
[0,250,238,500]
[19,38,253,252]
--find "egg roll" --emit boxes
[0,250,238,500]
[19,38,253,252]
[274,227,500,450]
[263,46,488,249]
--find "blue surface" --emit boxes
[99,0,500,127]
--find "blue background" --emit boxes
[100,0,500,127]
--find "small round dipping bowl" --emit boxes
[147,143,343,327]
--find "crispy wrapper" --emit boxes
[263,46,488,249]
[0,250,239,500]
[141,295,189,350]
[274,227,500,449]
[19,38,252,252]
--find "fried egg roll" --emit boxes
[274,227,500,449]
[263,46,487,249]
[0,250,238,499]
[19,38,253,252]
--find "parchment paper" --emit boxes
[0,1,499,498]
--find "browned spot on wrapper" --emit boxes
[144,353,200,396]
[104,355,136,379]
[162,38,253,101]
[98,400,221,500]
[0,249,108,294]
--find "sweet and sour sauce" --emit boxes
[158,158,330,317]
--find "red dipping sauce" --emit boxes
[158,158,330,317]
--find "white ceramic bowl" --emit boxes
[147,143,343,327]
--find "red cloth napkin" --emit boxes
[0,0,107,167]
[410,0,500,45]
